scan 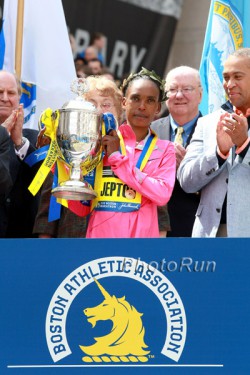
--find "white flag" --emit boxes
[0,0,76,129]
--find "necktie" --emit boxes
[174,127,184,145]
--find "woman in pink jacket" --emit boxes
[86,68,176,238]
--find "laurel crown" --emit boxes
[121,67,167,102]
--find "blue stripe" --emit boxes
[48,164,61,222]
[0,20,5,69]
[102,112,116,134]
[95,202,140,212]
[24,145,49,167]
[136,133,154,169]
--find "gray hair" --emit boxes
[230,48,250,68]
[227,48,250,69]
[230,47,250,58]
[165,66,202,91]
[0,70,22,96]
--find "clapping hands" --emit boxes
[2,104,24,146]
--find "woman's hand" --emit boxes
[102,129,120,157]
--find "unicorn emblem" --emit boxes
[79,278,150,362]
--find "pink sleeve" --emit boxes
[108,142,176,205]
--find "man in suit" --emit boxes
[151,66,202,237]
[0,126,12,237]
[0,70,39,237]
[177,48,250,237]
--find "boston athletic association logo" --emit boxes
[80,278,149,363]
[46,257,187,365]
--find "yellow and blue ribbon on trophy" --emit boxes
[27,108,69,196]
[25,110,118,221]
[25,108,71,220]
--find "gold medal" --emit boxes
[125,188,136,200]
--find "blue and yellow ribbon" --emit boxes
[28,108,67,196]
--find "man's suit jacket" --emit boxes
[0,126,12,237]
[33,171,87,238]
[151,113,202,237]
[4,128,40,238]
[177,108,250,237]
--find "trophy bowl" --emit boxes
[51,81,102,201]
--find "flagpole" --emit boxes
[15,0,25,79]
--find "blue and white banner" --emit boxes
[0,0,76,129]
[1,238,250,374]
[199,0,250,115]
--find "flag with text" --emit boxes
[199,0,250,115]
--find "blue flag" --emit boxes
[199,0,250,115]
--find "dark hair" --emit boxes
[74,56,87,64]
[88,58,103,67]
[121,67,167,102]
[90,32,105,46]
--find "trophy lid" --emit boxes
[61,98,97,112]
[60,78,98,113]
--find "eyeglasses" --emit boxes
[88,99,114,112]
[99,102,114,111]
[166,86,200,98]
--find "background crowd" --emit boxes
[1,30,250,238]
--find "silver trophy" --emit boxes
[51,78,102,201]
